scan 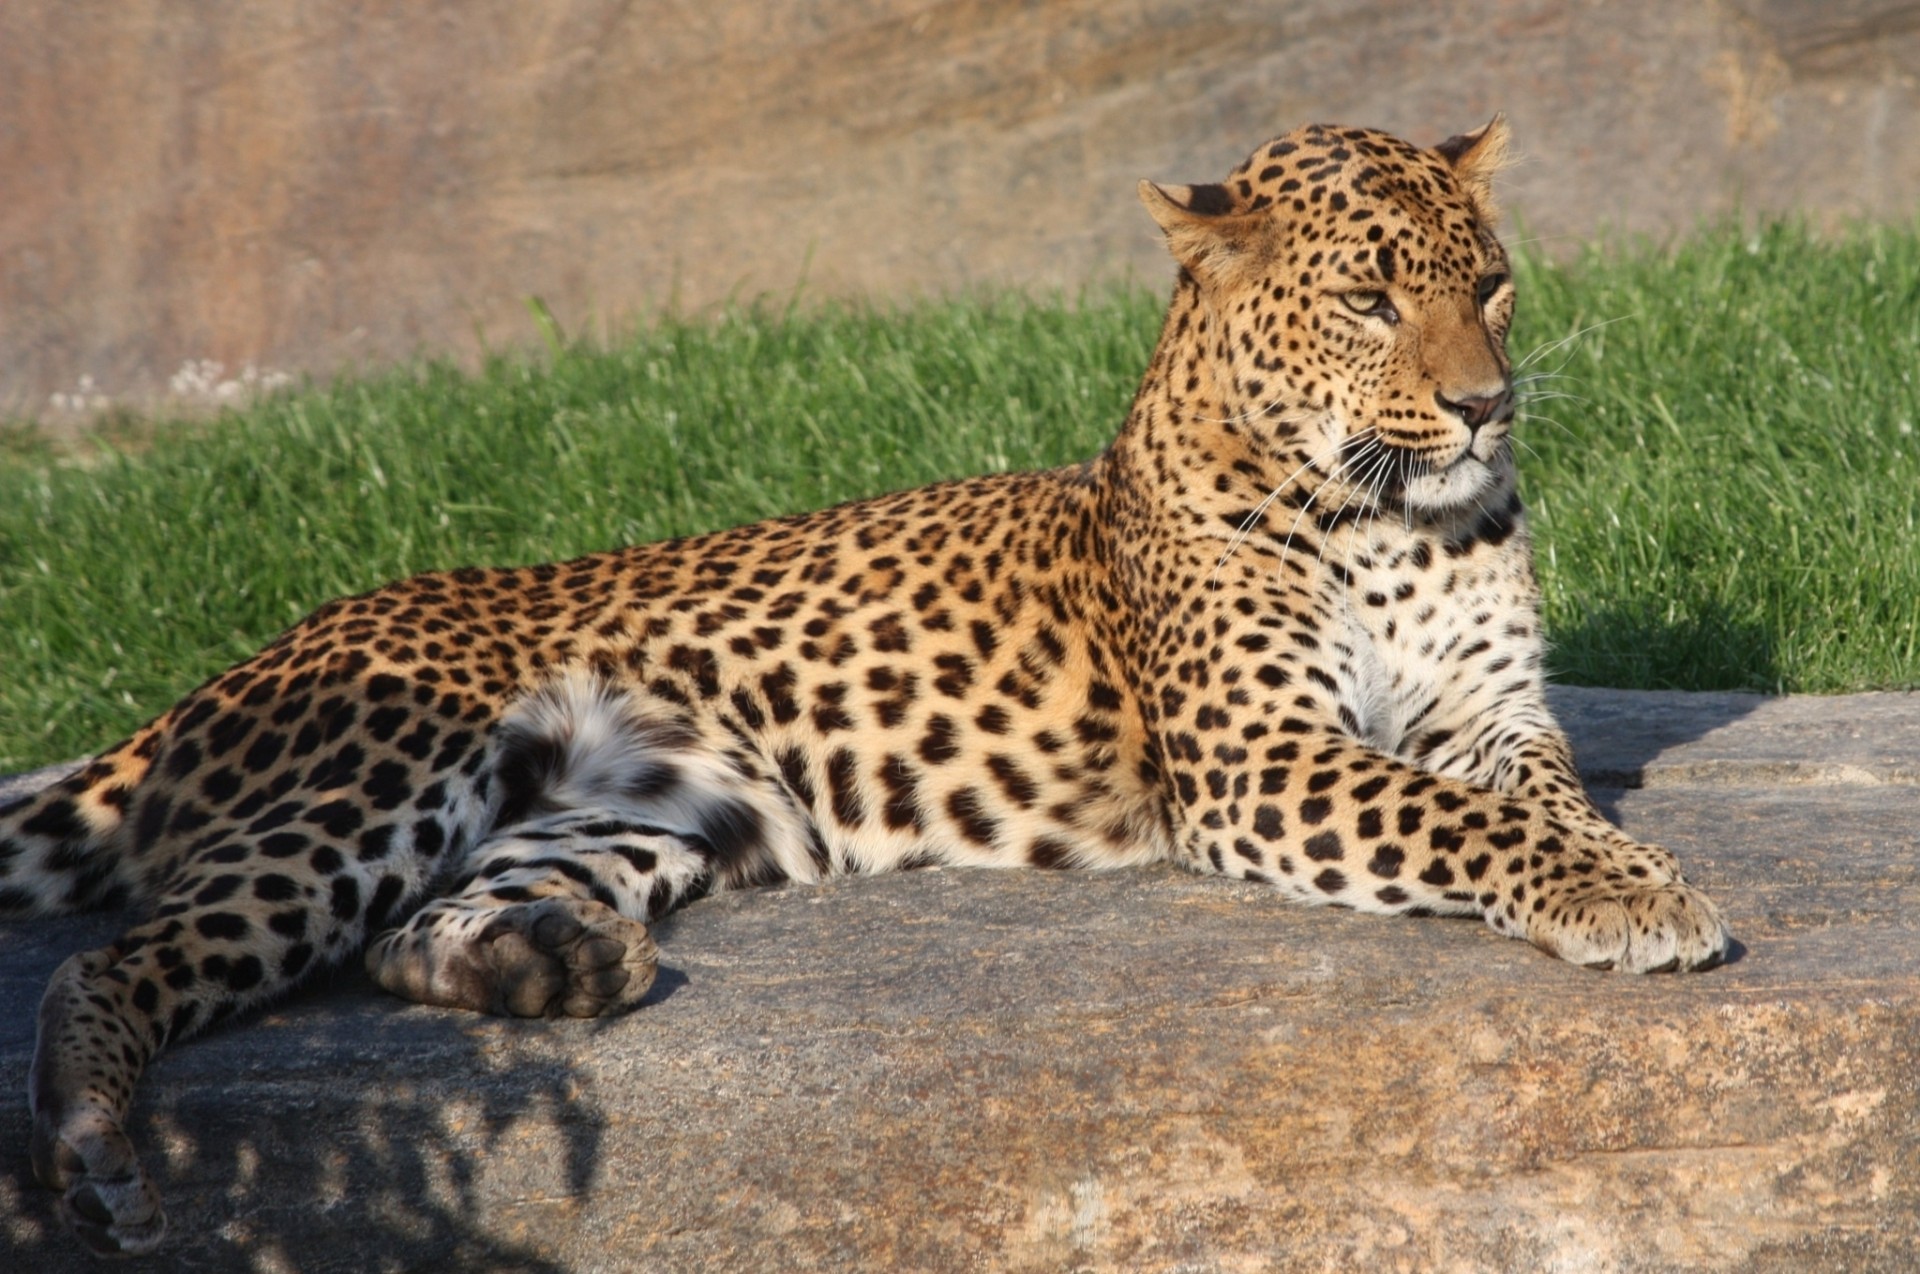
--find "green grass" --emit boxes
[1515,221,1920,693]
[3,223,1918,770]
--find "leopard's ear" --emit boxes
[1434,114,1512,225]
[1138,180,1265,279]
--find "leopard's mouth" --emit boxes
[1334,432,1509,517]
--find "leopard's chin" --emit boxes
[1399,450,1509,515]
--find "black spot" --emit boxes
[367,674,407,701]
[1313,867,1347,895]
[165,739,204,780]
[362,761,413,810]
[826,748,865,827]
[614,845,659,876]
[1298,796,1331,825]
[281,943,315,978]
[1252,804,1284,839]
[196,912,250,941]
[193,875,244,907]
[206,712,256,760]
[776,747,817,809]
[365,875,406,929]
[1351,776,1391,803]
[919,715,960,765]
[986,755,1039,808]
[729,689,767,731]
[168,803,214,835]
[1303,830,1343,861]
[224,954,265,993]
[813,699,855,734]
[242,730,288,773]
[698,797,766,860]
[254,874,300,902]
[23,798,85,840]
[878,756,923,831]
[201,767,244,804]
[493,730,563,827]
[330,875,361,921]
[414,780,449,813]
[1255,664,1290,689]
[1368,845,1405,878]
[761,664,802,724]
[305,799,365,838]
[249,802,305,840]
[261,831,311,858]
[290,722,324,759]
[946,788,999,846]
[933,653,975,698]
[303,739,369,792]
[364,707,409,743]
[1029,837,1076,869]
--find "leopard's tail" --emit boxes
[0,724,161,917]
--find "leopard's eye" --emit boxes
[1340,290,1395,322]
[1476,272,1510,306]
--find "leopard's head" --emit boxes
[1142,118,1516,514]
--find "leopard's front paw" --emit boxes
[1514,877,1730,974]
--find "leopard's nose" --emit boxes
[1436,387,1513,431]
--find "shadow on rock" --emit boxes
[1545,598,1779,807]
[1,908,614,1272]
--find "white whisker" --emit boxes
[1211,427,1381,584]
[1514,314,1633,374]
[1274,433,1380,568]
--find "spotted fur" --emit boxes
[3,117,1728,1255]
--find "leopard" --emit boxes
[1,116,1729,1256]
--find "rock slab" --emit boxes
[1,687,1918,1270]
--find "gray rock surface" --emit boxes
[2,686,1917,1270]
[8,1,1920,414]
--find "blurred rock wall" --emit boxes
[3,0,1918,414]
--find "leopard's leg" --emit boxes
[26,818,451,1256]
[1169,725,1729,974]
[1401,700,1727,971]
[366,814,714,1018]
[24,668,815,1252]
